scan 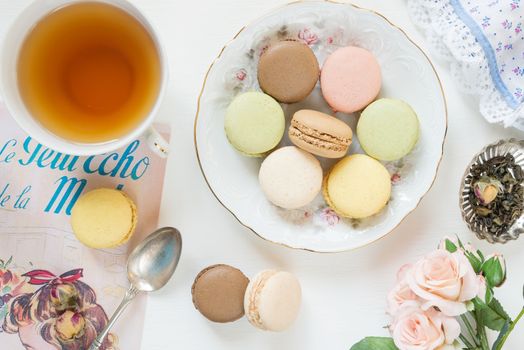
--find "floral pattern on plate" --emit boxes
[195,1,447,252]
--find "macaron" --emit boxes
[244,270,302,332]
[357,98,420,161]
[259,146,322,209]
[71,188,137,248]
[289,109,352,158]
[258,40,320,103]
[321,46,381,113]
[191,264,249,323]
[225,92,285,157]
[323,154,391,219]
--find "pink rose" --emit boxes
[391,173,401,184]
[0,268,29,302]
[387,264,419,315]
[407,249,479,316]
[320,208,340,226]
[298,28,318,45]
[235,69,247,81]
[392,302,460,350]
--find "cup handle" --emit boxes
[145,126,169,158]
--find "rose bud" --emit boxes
[50,283,80,312]
[473,177,503,205]
[55,310,86,341]
[482,253,506,287]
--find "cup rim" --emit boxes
[0,0,168,156]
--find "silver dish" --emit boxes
[459,139,524,244]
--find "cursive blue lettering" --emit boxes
[110,140,140,178]
[0,184,10,207]
[37,148,55,168]
[131,157,150,180]
[83,155,98,174]
[18,137,41,166]
[14,185,31,209]
[0,139,17,164]
[45,176,87,215]
[15,137,149,182]
[99,153,119,176]
[50,153,79,172]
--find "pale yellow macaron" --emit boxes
[323,154,391,219]
[71,188,137,248]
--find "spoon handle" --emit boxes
[89,285,140,350]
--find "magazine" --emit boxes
[0,102,169,350]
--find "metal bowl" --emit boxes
[460,139,524,244]
[460,139,524,243]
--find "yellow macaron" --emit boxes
[71,188,137,248]
[323,154,391,219]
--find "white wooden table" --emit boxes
[0,1,523,349]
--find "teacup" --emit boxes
[0,0,169,157]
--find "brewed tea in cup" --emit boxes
[1,0,169,156]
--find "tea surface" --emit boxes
[17,2,161,143]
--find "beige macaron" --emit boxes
[71,188,137,248]
[244,270,302,332]
[289,110,353,158]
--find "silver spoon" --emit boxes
[89,227,182,350]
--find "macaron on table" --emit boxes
[191,264,302,331]
[191,264,249,323]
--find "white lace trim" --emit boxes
[407,0,524,131]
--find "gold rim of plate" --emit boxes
[459,139,524,244]
[193,0,449,253]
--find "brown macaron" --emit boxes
[191,264,249,323]
[289,110,353,158]
[258,40,320,103]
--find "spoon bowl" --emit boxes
[128,227,182,291]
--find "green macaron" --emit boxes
[357,98,419,161]
[225,92,285,157]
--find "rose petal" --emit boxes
[420,298,467,317]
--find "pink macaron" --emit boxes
[320,46,382,113]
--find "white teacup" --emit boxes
[0,0,169,157]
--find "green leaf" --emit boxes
[473,296,485,313]
[445,239,458,253]
[0,256,12,269]
[492,321,510,350]
[456,236,465,249]
[477,298,511,331]
[485,287,494,305]
[477,250,485,262]
[489,298,510,319]
[465,251,483,273]
[350,337,398,350]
